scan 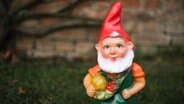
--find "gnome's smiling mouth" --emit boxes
[111,57,117,62]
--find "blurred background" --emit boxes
[0,0,183,104]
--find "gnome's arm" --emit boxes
[83,73,96,97]
[122,63,146,99]
[84,65,100,97]
[122,77,145,99]
[83,73,93,89]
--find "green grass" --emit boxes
[0,57,183,104]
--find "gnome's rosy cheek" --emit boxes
[100,48,110,58]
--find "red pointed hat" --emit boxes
[98,2,131,42]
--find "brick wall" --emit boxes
[16,0,184,59]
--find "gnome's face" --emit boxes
[96,37,133,60]
[95,37,134,73]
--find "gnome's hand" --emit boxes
[122,89,132,99]
[86,85,96,97]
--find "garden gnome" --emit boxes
[83,2,145,104]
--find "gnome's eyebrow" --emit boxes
[116,40,124,43]
[113,38,124,43]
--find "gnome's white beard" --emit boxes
[97,50,134,73]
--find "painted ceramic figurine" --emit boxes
[83,2,145,104]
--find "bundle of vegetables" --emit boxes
[92,72,127,100]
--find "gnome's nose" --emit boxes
[110,48,117,57]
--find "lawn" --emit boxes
[0,56,183,104]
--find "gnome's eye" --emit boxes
[116,44,123,48]
[103,45,110,49]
